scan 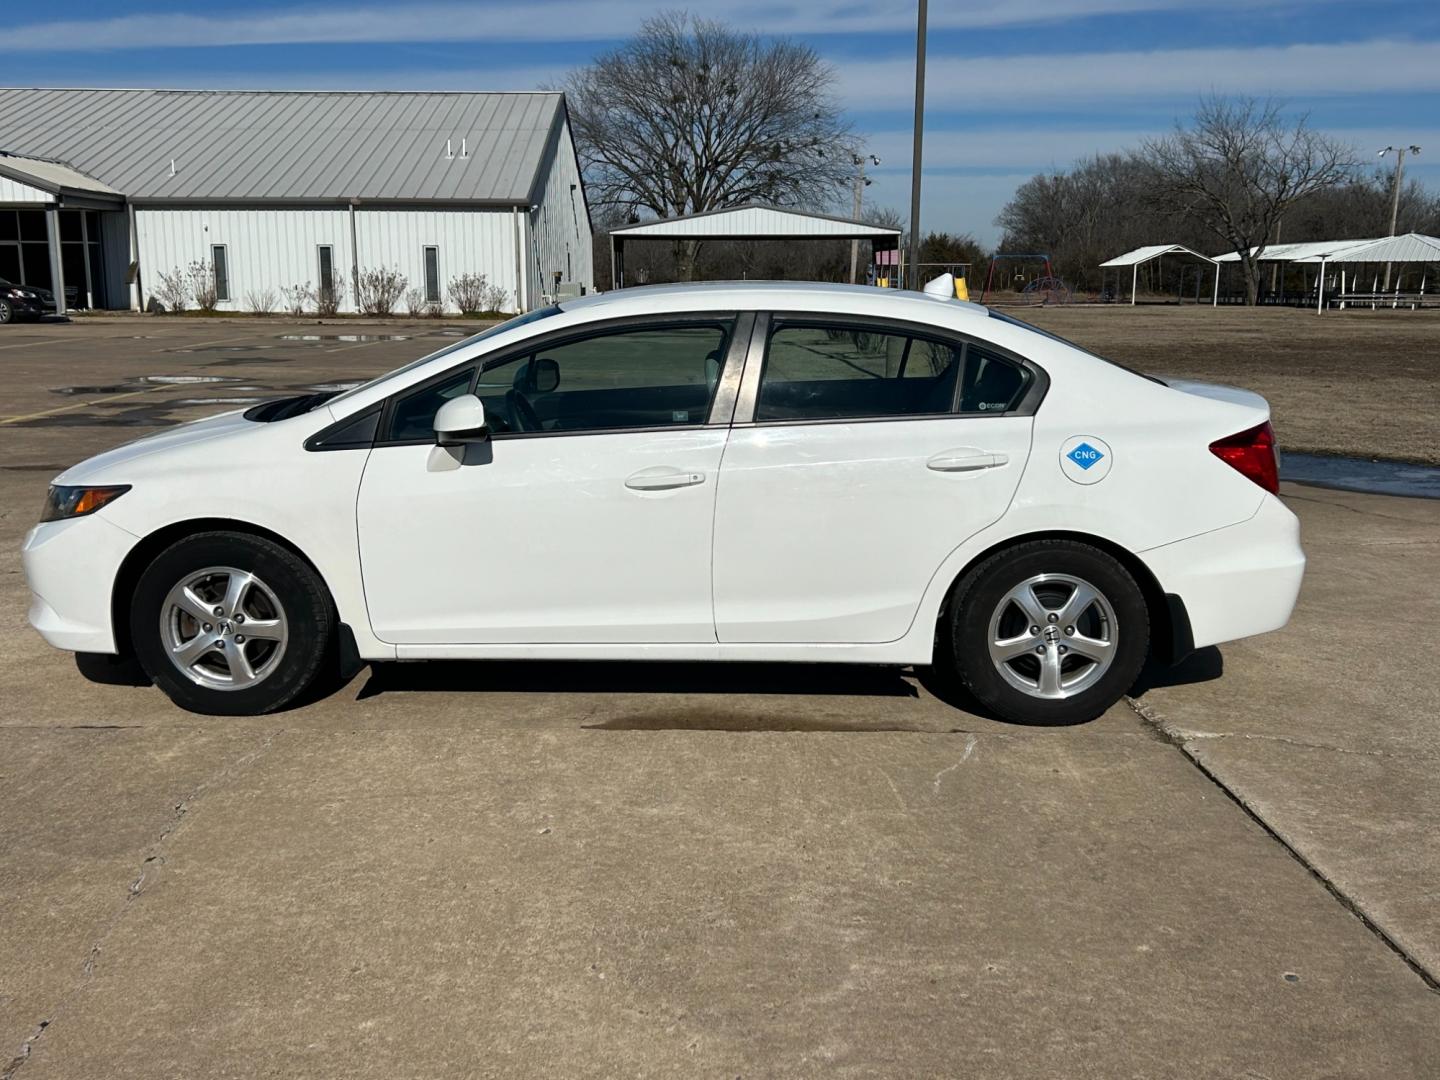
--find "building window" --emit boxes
[423,246,440,303]
[318,245,334,295]
[211,245,230,302]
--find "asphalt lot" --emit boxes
[2,314,1437,1078]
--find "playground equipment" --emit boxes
[980,253,1073,305]
[1020,275,1073,305]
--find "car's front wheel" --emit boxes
[130,531,335,715]
[0,299,14,325]
[941,539,1149,725]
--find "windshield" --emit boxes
[321,305,562,409]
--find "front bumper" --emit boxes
[22,513,139,653]
[5,294,56,317]
[1139,494,1305,650]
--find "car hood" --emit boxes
[55,408,255,485]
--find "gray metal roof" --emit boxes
[0,151,123,198]
[610,204,902,239]
[0,88,564,203]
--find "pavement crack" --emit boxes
[2,1021,49,1080]
[3,728,285,1074]
[932,735,978,795]
[1126,695,1439,994]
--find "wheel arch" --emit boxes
[936,529,1193,666]
[110,517,335,660]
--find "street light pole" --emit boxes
[1379,144,1421,291]
[907,0,927,291]
[849,153,879,285]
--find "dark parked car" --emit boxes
[0,278,58,323]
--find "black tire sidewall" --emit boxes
[0,300,12,324]
[948,542,1149,725]
[130,532,334,715]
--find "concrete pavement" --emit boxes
[1,316,1437,1077]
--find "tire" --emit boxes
[0,299,13,325]
[940,539,1149,725]
[130,531,335,715]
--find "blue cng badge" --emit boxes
[1060,436,1113,485]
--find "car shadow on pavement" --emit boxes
[357,660,922,701]
[1129,646,1224,697]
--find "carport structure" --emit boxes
[607,204,901,289]
[1099,244,1219,306]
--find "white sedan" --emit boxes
[22,281,1304,723]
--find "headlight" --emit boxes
[6,288,29,300]
[39,484,131,522]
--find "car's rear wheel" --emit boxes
[942,540,1149,724]
[130,532,335,715]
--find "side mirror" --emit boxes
[434,393,488,445]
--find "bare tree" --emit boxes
[563,12,852,280]
[1143,97,1353,304]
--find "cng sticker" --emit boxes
[1060,436,1112,485]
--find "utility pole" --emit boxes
[849,153,879,284]
[907,0,927,291]
[1379,144,1421,291]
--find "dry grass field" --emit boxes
[1014,304,1440,465]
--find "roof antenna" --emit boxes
[445,139,454,160]
[460,137,468,159]
[169,158,177,177]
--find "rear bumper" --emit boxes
[1139,494,1305,650]
[22,514,138,653]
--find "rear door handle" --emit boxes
[625,466,706,491]
[927,450,1009,473]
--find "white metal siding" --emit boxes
[530,119,593,300]
[351,208,519,312]
[137,207,355,312]
[136,205,522,313]
[0,175,51,204]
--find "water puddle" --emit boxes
[52,374,248,395]
[168,345,272,353]
[278,333,411,343]
[171,397,266,406]
[1282,453,1440,500]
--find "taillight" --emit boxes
[1209,421,1279,494]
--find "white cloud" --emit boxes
[835,38,1440,111]
[1,0,1327,51]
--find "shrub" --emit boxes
[404,287,427,317]
[446,272,488,315]
[245,287,277,315]
[314,277,346,317]
[187,260,219,312]
[356,266,407,316]
[154,267,189,313]
[280,284,310,316]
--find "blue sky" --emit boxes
[5,0,1439,244]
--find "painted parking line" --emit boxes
[0,385,174,426]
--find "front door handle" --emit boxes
[625,466,707,491]
[927,449,1009,473]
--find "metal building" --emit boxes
[0,88,592,314]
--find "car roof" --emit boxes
[559,280,991,323]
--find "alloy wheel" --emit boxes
[987,573,1117,700]
[160,566,288,691]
